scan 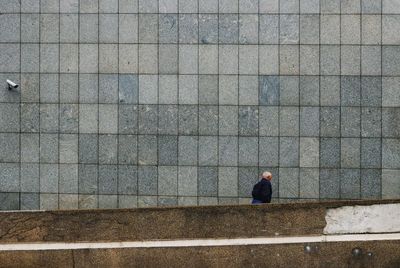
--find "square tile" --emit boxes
[320,15,340,44]
[320,45,340,75]
[158,166,177,196]
[98,165,118,194]
[279,168,299,198]
[239,106,259,136]
[383,0,400,14]
[40,134,58,163]
[119,0,137,13]
[219,136,238,166]
[79,14,98,43]
[279,45,299,75]
[159,45,178,74]
[78,134,98,164]
[99,44,118,74]
[320,107,340,137]
[341,46,361,75]
[239,46,258,75]
[119,45,138,74]
[300,107,319,137]
[179,105,198,135]
[259,15,279,44]
[361,138,382,168]
[159,0,178,13]
[0,104,19,132]
[179,0,198,13]
[239,15,259,44]
[21,44,39,72]
[59,164,78,193]
[300,15,320,44]
[59,194,79,210]
[40,44,59,73]
[219,106,238,135]
[60,74,78,103]
[219,75,238,105]
[99,135,118,164]
[361,77,381,107]
[219,0,238,13]
[79,104,98,134]
[239,137,258,166]
[159,14,178,44]
[79,44,98,73]
[78,164,98,194]
[40,74,59,103]
[341,76,361,106]
[0,44,19,72]
[259,137,279,167]
[239,76,258,105]
[21,104,39,133]
[341,138,361,168]
[40,164,58,193]
[383,46,400,75]
[0,193,19,211]
[118,166,138,195]
[238,167,259,197]
[98,195,118,209]
[59,104,78,134]
[22,0,39,13]
[60,0,79,12]
[320,138,340,168]
[362,46,381,76]
[178,136,198,165]
[158,135,178,165]
[239,0,258,13]
[199,106,218,135]
[21,14,39,42]
[279,107,299,136]
[300,0,319,13]
[362,15,381,45]
[259,45,279,75]
[199,136,218,166]
[40,194,58,210]
[279,137,299,167]
[138,135,158,165]
[219,45,239,74]
[199,15,218,44]
[40,104,59,133]
[361,169,381,198]
[300,76,319,106]
[341,107,361,137]
[361,107,382,137]
[119,14,138,44]
[159,75,178,104]
[382,139,400,168]
[340,169,360,199]
[119,75,139,104]
[99,104,118,134]
[40,14,59,43]
[119,105,138,134]
[341,15,361,44]
[320,0,340,13]
[300,45,319,75]
[179,45,198,74]
[280,15,299,44]
[219,15,239,44]
[299,168,319,199]
[199,0,218,13]
[218,167,238,197]
[199,75,218,105]
[21,134,39,163]
[0,163,20,192]
[179,14,198,44]
[300,138,319,168]
[138,105,158,134]
[158,105,178,135]
[382,169,400,198]
[178,166,197,196]
[21,163,39,192]
[383,108,400,138]
[60,14,78,43]
[21,193,39,210]
[320,169,340,199]
[198,167,218,197]
[259,106,279,136]
[99,0,118,13]
[139,75,158,104]
[118,135,138,165]
[382,77,400,107]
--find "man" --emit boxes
[251,171,272,204]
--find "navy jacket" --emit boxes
[254,179,272,203]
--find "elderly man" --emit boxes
[251,171,273,204]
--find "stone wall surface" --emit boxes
[0,0,399,210]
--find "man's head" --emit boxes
[262,171,272,181]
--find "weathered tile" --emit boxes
[279,168,299,198]
[300,138,319,168]
[259,106,279,136]
[361,108,382,138]
[179,14,198,44]
[218,167,238,197]
[199,14,218,44]
[59,134,78,164]
[300,15,319,44]
[139,75,158,104]
[279,137,299,167]
[361,169,381,199]
[0,193,19,210]
[98,165,117,194]
[199,106,218,135]
[138,135,158,165]
[80,74,99,104]
[300,168,319,199]
[382,139,400,168]
[361,77,382,107]
[78,134,98,164]
[280,15,299,44]
[119,75,138,104]
[259,76,280,105]
[178,136,198,165]
[320,107,340,137]
[259,15,278,44]
[279,107,299,136]
[40,164,58,193]
[59,164,78,194]
[199,136,218,166]
[159,14,178,44]
[21,193,39,210]
[158,166,177,196]
[178,166,197,196]
[219,136,238,166]
[320,138,340,168]
[79,164,98,194]
[341,107,361,137]
[21,163,39,192]
[300,76,319,106]
[320,169,340,199]
[0,163,20,192]
[382,169,400,198]
[320,45,340,75]
[259,137,279,167]
[340,169,360,199]
[300,107,319,136]
[159,135,178,166]
[341,138,361,168]
[239,106,258,136]
[239,15,258,44]
[383,46,400,75]
[40,134,58,163]
[198,167,218,197]
[361,138,382,168]
[118,165,137,195]
[382,77,400,107]
[138,105,158,134]
[179,105,198,135]
[239,137,258,166]
[99,135,118,164]
[119,105,138,134]
[382,108,400,138]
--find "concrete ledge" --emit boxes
[1,199,399,243]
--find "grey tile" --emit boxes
[40,74,59,103]
[279,107,299,136]
[320,107,340,137]
[320,169,340,199]
[361,169,381,199]
[219,106,238,136]
[279,45,299,75]
[259,15,279,44]
[119,75,138,104]
[300,45,319,75]
[79,194,97,209]
[119,14,138,43]
[21,104,39,133]
[198,167,218,197]
[138,166,158,195]
[119,105,138,135]
[20,73,38,103]
[341,138,361,168]
[300,76,319,106]
[178,136,198,165]
[159,0,178,13]
[138,105,158,135]
[60,0,78,12]
[219,136,238,166]
[279,168,299,198]
[383,15,400,44]
[179,0,197,12]
[40,14,59,43]
[219,0,238,13]
[79,44,98,73]
[22,0,39,12]
[300,107,319,137]
[382,77,400,107]
[280,0,299,13]
[99,104,118,134]
[199,0,218,13]
[0,193,19,211]
[179,105,198,135]
[99,0,117,12]
[239,75,258,104]
[138,196,157,207]
[362,108,382,138]
[138,135,158,165]
[60,14,78,43]
[280,15,299,44]
[362,46,381,76]
[219,75,238,104]
[21,134,39,163]
[320,15,340,44]
[79,164,98,194]
[158,197,178,207]
[158,166,177,196]
[300,138,319,168]
[40,193,58,210]
[199,136,218,166]
[98,195,118,209]
[199,75,218,105]
[200,45,217,74]
[20,193,39,210]
[119,0,137,12]
[40,134,58,163]
[158,105,178,135]
[199,14,218,44]
[79,14,98,43]
[219,14,238,44]
[259,137,279,167]
[218,167,238,197]
[21,14,40,42]
[21,163,39,192]
[341,107,361,137]
[0,163,19,192]
[78,134,98,164]
[0,44,20,72]
[362,15,381,45]
[362,0,382,13]
[383,46,400,76]
[199,106,218,135]
[1,0,21,12]
[321,0,340,13]
[159,135,178,165]
[40,164,58,193]
[382,169,400,199]
[320,45,340,75]
[341,15,360,44]
[341,169,360,199]
[118,135,137,165]
[159,14,178,43]
[99,14,118,43]
[139,0,158,13]
[320,138,340,168]
[118,166,138,195]
[99,44,118,74]
[300,15,319,44]
[382,139,400,168]
[179,14,198,44]
[239,106,258,136]
[178,166,197,196]
[99,135,118,164]
[79,74,98,104]
[21,44,39,72]
[299,168,319,199]
[279,137,299,167]
[259,106,279,136]
[60,74,78,103]
[0,104,19,132]
[361,138,382,168]
[98,165,118,194]
[139,74,158,104]
[0,134,18,162]
[238,167,259,197]
[239,137,258,166]
[259,76,280,106]
[361,77,382,107]
[383,108,400,138]
[59,164,78,194]
[99,75,118,104]
[279,76,299,105]
[320,77,339,107]
[159,45,178,74]
[239,15,258,44]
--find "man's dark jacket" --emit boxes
[253,179,272,203]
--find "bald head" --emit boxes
[262,171,272,181]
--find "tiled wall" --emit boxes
[0,0,399,210]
